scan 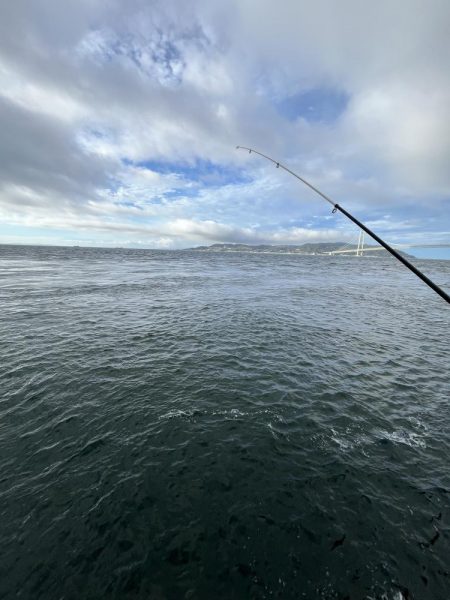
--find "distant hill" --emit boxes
[191,242,343,253]
[189,242,412,257]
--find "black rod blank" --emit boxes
[236,146,450,304]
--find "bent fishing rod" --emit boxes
[236,146,450,305]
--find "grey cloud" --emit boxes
[0,0,290,163]
[0,95,115,204]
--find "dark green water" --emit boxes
[0,245,449,600]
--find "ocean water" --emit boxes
[0,244,449,600]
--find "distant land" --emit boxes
[189,242,413,257]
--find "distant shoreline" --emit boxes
[1,242,449,259]
[187,242,415,258]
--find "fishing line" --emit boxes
[236,146,450,304]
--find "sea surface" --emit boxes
[0,244,449,600]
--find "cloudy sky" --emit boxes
[1,0,449,254]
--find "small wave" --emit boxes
[377,430,426,449]
[312,425,427,454]
[158,409,200,421]
[159,407,249,421]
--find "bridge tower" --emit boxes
[356,230,365,256]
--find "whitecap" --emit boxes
[378,429,426,449]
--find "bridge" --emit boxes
[326,231,450,256]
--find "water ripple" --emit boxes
[0,245,449,599]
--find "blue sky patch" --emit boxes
[130,158,251,187]
[277,87,349,123]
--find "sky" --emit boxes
[0,0,449,255]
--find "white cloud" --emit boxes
[342,84,450,192]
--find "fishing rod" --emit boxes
[236,146,450,304]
